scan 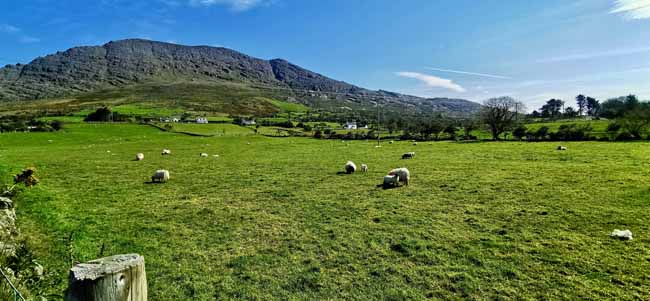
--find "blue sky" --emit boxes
[2,0,650,110]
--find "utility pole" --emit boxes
[377,101,381,145]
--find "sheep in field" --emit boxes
[557,146,567,151]
[361,164,369,173]
[151,170,170,183]
[388,168,411,186]
[162,149,172,155]
[383,175,400,188]
[136,153,145,161]
[610,229,633,240]
[345,161,357,174]
[200,153,209,157]
[402,152,416,159]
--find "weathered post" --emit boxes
[65,254,147,301]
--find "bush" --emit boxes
[513,125,527,140]
[84,107,113,122]
[550,124,592,141]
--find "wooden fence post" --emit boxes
[65,254,147,301]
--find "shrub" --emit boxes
[513,125,527,140]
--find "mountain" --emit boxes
[0,39,481,116]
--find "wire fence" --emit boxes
[0,268,25,301]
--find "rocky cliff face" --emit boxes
[0,39,481,114]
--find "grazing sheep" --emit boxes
[162,149,171,155]
[610,229,633,241]
[413,142,418,146]
[383,175,400,188]
[200,153,209,157]
[388,168,411,186]
[389,141,394,144]
[361,164,369,173]
[402,152,416,159]
[557,146,567,151]
[345,161,357,174]
[151,170,170,183]
[213,154,220,158]
[136,153,145,161]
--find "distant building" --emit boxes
[196,117,208,124]
[241,119,256,126]
[344,121,358,130]
[160,117,180,123]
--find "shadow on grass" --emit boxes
[376,184,401,190]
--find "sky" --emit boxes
[2,0,650,110]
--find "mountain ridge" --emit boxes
[0,39,481,115]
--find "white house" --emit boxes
[241,119,256,126]
[196,117,208,124]
[344,121,358,130]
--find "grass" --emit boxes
[1,123,649,300]
[165,123,255,137]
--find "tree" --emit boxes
[564,106,578,118]
[85,107,113,122]
[480,96,525,140]
[620,108,650,139]
[540,99,564,118]
[513,125,528,140]
[586,97,600,117]
[461,119,479,139]
[576,94,587,116]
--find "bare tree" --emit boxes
[480,96,525,140]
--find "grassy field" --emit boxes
[1,123,649,300]
[166,123,255,137]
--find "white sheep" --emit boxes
[135,153,145,161]
[389,141,394,144]
[388,168,411,186]
[610,229,633,240]
[162,149,171,155]
[345,161,357,174]
[413,142,418,146]
[361,164,369,173]
[383,175,400,187]
[557,146,567,151]
[200,153,209,157]
[151,170,170,183]
[402,152,416,159]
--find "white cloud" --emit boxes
[538,46,650,63]
[20,36,40,43]
[611,0,650,20]
[189,0,267,11]
[0,24,20,34]
[425,67,511,79]
[396,71,466,93]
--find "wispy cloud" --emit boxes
[0,24,40,43]
[425,67,511,79]
[19,36,40,43]
[537,46,650,63]
[189,0,269,11]
[0,24,20,34]
[396,71,466,93]
[611,0,650,20]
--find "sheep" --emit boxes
[413,142,418,146]
[151,170,170,183]
[402,152,416,159]
[135,153,145,161]
[610,229,633,241]
[345,161,357,174]
[383,175,400,188]
[389,141,394,144]
[361,164,369,173]
[388,168,411,186]
[162,149,171,155]
[200,153,209,157]
[557,146,567,151]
